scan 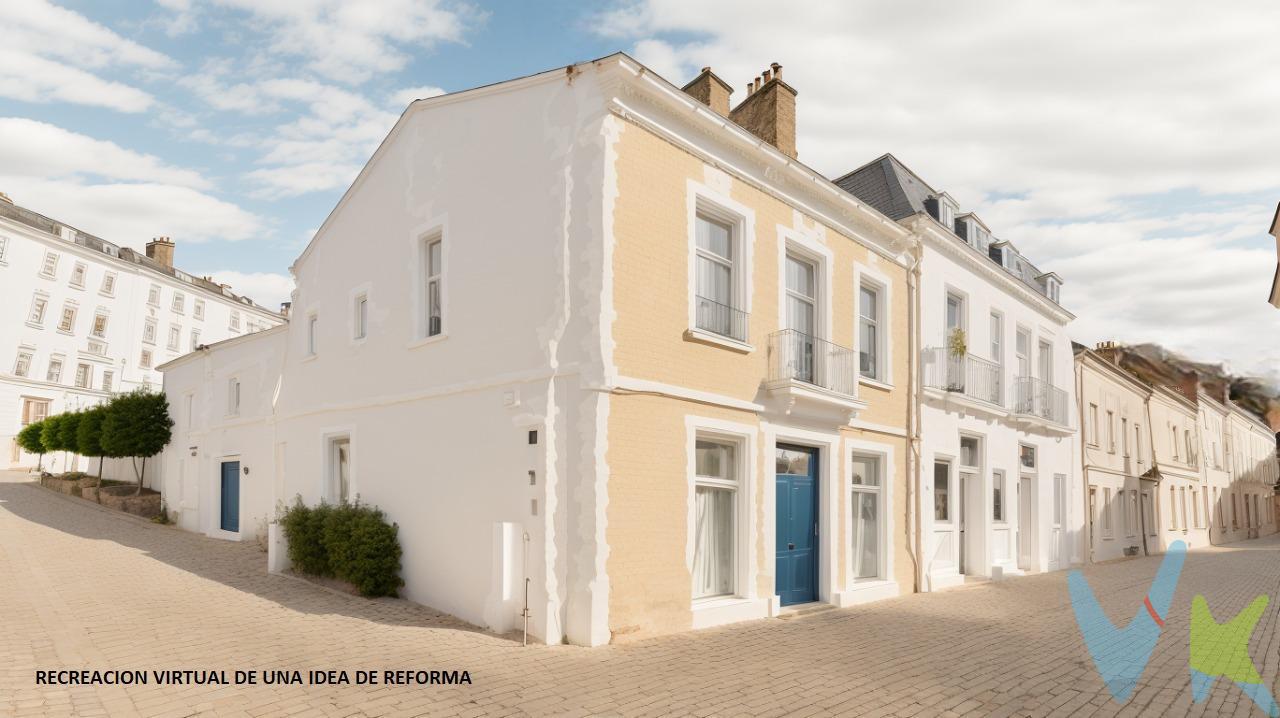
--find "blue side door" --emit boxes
[220,461,240,532]
[775,445,818,606]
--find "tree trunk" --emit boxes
[98,456,104,485]
[37,453,43,471]
[134,456,147,496]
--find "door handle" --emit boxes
[788,543,795,550]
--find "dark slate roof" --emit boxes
[834,153,1063,307]
[833,154,935,220]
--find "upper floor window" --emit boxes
[193,299,205,320]
[1037,340,1053,384]
[1014,327,1031,377]
[1171,426,1179,460]
[70,262,87,288]
[91,313,108,338]
[100,272,116,296]
[354,294,368,340]
[0,236,7,262]
[57,304,77,333]
[171,292,185,314]
[27,296,47,326]
[306,314,318,356]
[167,324,181,351]
[230,310,241,332]
[1106,410,1116,452]
[227,377,241,416]
[989,312,1002,365]
[102,370,113,393]
[785,254,817,337]
[46,357,62,383]
[190,329,201,351]
[858,282,884,381]
[40,252,58,278]
[945,292,965,336]
[694,213,746,342]
[1087,404,1098,445]
[13,350,32,377]
[148,284,161,306]
[422,236,443,338]
[1020,443,1037,470]
[74,363,91,389]
[139,349,153,369]
[143,318,157,344]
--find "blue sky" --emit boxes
[1,0,1277,377]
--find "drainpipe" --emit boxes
[905,228,924,593]
[1075,358,1090,562]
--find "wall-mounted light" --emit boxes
[243,466,250,475]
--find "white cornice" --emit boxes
[908,214,1074,324]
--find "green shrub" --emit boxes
[326,503,404,598]
[16,421,45,459]
[278,497,403,597]
[280,498,333,577]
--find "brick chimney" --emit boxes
[730,62,797,159]
[1094,340,1122,365]
[681,67,734,116]
[146,237,175,268]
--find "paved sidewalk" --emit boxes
[2,470,1279,717]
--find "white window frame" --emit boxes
[989,311,1003,366]
[1106,410,1116,453]
[69,261,87,288]
[351,286,370,343]
[171,292,185,314]
[100,271,116,296]
[306,313,318,356]
[14,350,32,378]
[848,440,894,586]
[1014,326,1031,378]
[685,417,756,610]
[1087,403,1099,446]
[139,349,153,369]
[0,236,7,263]
[143,318,157,345]
[102,370,113,393]
[227,377,241,417]
[91,312,108,339]
[40,251,58,278]
[46,356,63,383]
[321,428,357,504]
[57,303,77,334]
[193,299,205,320]
[1019,443,1037,472]
[944,288,967,338]
[229,310,241,332]
[167,324,181,351]
[74,363,91,389]
[933,458,953,523]
[190,329,201,351]
[777,227,834,343]
[854,263,892,386]
[27,295,48,326]
[992,469,1006,523]
[1101,487,1114,537]
[686,183,755,350]
[148,284,161,306]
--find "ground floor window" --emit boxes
[1126,490,1138,537]
[851,454,881,580]
[693,438,738,599]
[933,460,950,521]
[992,470,1005,522]
[1101,488,1113,537]
[1142,490,1156,537]
[1170,486,1178,530]
[328,436,351,503]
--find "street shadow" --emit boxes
[0,479,522,646]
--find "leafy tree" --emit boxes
[58,411,82,464]
[41,414,70,469]
[76,405,109,479]
[16,421,46,470]
[100,389,173,493]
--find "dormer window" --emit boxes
[925,194,958,233]
[1039,273,1063,303]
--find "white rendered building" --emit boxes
[1146,383,1211,551]
[837,155,1081,588]
[0,193,283,472]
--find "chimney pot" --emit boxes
[730,61,798,159]
[754,76,761,92]
[762,69,772,82]
[771,62,782,80]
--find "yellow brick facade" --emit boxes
[605,118,914,641]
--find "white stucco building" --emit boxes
[837,155,1080,588]
[0,193,283,472]
[1146,383,1210,551]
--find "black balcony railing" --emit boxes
[1014,375,1069,425]
[694,295,749,343]
[921,348,1002,406]
[767,329,857,397]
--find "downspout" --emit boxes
[1144,395,1161,547]
[1075,358,1091,562]
[906,230,925,593]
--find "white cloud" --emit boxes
[0,0,173,112]
[593,0,1280,374]
[0,118,211,189]
[3,180,264,247]
[201,0,481,84]
[201,270,295,310]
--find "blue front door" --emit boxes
[776,444,819,606]
[220,461,240,532]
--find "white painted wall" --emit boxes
[1147,387,1210,551]
[160,64,621,646]
[0,210,282,470]
[914,222,1080,587]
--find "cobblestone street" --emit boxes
[3,471,1279,717]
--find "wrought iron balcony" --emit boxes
[921,347,1002,406]
[1014,375,1069,425]
[767,329,857,397]
[694,295,749,343]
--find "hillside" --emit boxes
[1107,343,1280,430]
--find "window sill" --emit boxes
[858,376,894,392]
[56,330,74,337]
[69,284,84,291]
[24,321,43,330]
[406,333,448,350]
[683,328,753,353]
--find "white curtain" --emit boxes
[853,491,879,579]
[693,486,734,598]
